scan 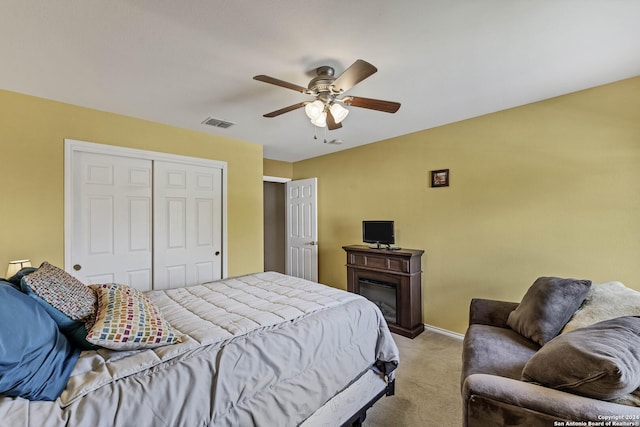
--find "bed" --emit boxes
[0,269,399,427]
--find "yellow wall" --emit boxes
[293,76,640,334]
[0,89,264,277]
[263,158,293,179]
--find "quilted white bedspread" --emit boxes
[0,272,399,427]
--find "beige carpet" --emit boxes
[364,329,464,427]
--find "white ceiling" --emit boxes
[2,1,639,162]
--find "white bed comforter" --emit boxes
[0,272,399,427]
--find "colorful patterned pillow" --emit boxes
[21,262,96,322]
[87,283,181,350]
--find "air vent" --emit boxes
[202,116,236,129]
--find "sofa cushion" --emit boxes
[562,281,640,334]
[522,316,640,401]
[462,324,540,383]
[507,277,591,346]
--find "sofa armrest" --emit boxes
[468,298,519,328]
[463,374,640,427]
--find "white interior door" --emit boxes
[153,161,223,289]
[70,152,153,290]
[286,178,318,282]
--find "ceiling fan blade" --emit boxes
[326,108,342,130]
[263,102,307,118]
[253,75,312,94]
[331,60,377,93]
[344,96,401,113]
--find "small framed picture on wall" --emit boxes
[431,169,449,187]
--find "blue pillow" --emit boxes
[0,267,37,292]
[6,266,37,288]
[21,275,99,351]
[0,283,80,401]
[20,284,99,350]
[0,279,20,292]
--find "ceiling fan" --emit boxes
[253,59,400,130]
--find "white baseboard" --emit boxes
[423,323,464,340]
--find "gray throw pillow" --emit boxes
[507,277,591,345]
[522,316,640,400]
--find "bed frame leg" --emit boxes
[341,378,396,427]
[386,378,396,396]
[351,412,366,426]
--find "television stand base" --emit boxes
[368,245,401,251]
[343,245,424,339]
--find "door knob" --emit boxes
[73,264,82,271]
[215,251,220,256]
[307,241,317,246]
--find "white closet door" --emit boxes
[70,152,153,290]
[153,161,223,289]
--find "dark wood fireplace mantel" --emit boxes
[343,245,424,338]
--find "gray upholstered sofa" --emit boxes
[461,278,640,427]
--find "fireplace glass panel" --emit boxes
[358,278,397,324]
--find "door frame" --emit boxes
[263,176,290,275]
[64,139,228,279]
[262,176,319,281]
[263,175,290,184]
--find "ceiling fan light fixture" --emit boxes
[305,100,325,120]
[310,112,327,127]
[329,103,349,124]
[255,59,400,130]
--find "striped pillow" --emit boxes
[87,283,180,350]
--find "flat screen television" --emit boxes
[362,220,395,248]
